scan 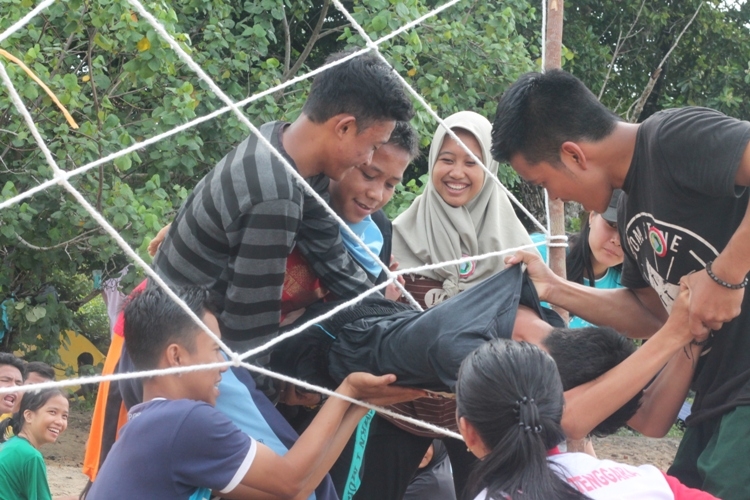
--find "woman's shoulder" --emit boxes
[0,437,44,464]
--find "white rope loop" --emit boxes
[0,0,556,438]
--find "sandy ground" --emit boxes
[44,406,683,497]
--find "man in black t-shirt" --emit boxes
[492,69,750,499]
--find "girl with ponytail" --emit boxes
[0,388,70,499]
[455,340,719,500]
[456,340,585,500]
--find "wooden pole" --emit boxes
[544,0,569,324]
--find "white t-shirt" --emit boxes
[472,452,716,500]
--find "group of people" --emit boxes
[0,353,80,499]
[2,49,743,500]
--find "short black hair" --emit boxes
[491,70,620,165]
[24,361,55,382]
[303,50,414,130]
[0,388,67,443]
[123,285,220,371]
[387,121,421,160]
[0,353,25,378]
[543,327,642,436]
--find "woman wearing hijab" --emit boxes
[393,111,535,309]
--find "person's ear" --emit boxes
[23,409,33,424]
[333,115,357,138]
[165,343,183,368]
[560,141,587,171]
[458,416,489,458]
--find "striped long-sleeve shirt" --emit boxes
[153,121,372,348]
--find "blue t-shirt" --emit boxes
[531,233,622,328]
[340,215,384,278]
[88,399,256,500]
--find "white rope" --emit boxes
[0,0,57,44]
[0,59,238,363]
[238,280,391,361]
[240,362,463,440]
[0,359,235,396]
[395,242,545,277]
[126,0,421,309]
[329,0,549,235]
[0,0,556,439]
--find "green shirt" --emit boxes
[0,436,52,500]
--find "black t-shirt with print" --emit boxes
[618,107,750,424]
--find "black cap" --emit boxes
[600,189,623,223]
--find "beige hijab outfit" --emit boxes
[392,111,535,306]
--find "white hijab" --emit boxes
[392,111,534,298]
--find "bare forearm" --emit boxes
[561,323,686,440]
[240,388,355,496]
[546,280,664,338]
[628,344,700,437]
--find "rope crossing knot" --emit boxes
[514,396,543,434]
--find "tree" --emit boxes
[0,0,537,355]
[563,0,750,122]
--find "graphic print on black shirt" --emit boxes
[624,213,719,312]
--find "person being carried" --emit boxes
[272,263,697,445]
[492,69,750,498]
[87,285,423,500]
[456,338,717,500]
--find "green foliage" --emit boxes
[0,0,540,354]
[1,0,748,358]
[562,0,750,121]
[383,173,428,219]
[76,295,111,353]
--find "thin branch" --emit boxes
[628,1,704,121]
[599,0,647,100]
[316,26,345,40]
[282,5,291,76]
[14,226,102,251]
[282,0,331,82]
[86,28,105,212]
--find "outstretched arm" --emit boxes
[233,373,424,498]
[560,285,692,440]
[628,342,701,437]
[506,251,667,338]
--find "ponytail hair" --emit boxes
[0,388,67,443]
[456,340,587,500]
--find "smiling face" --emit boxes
[330,143,410,223]
[432,129,485,207]
[0,364,23,414]
[327,119,396,181]
[510,153,612,213]
[588,213,624,275]
[178,312,227,406]
[22,394,69,448]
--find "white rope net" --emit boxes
[0,0,564,441]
